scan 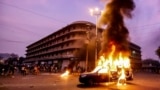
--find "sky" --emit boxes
[0,0,160,60]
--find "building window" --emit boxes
[72,34,75,37]
[72,26,75,30]
[62,38,64,41]
[68,29,70,32]
[61,45,64,48]
[63,31,65,34]
[66,43,69,46]
[67,35,70,39]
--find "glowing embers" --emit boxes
[96,45,130,85]
[61,70,70,77]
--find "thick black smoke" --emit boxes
[99,0,135,58]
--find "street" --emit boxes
[0,72,160,90]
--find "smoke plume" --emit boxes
[99,0,135,59]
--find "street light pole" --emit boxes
[89,7,101,67]
[85,31,89,72]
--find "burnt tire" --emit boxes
[87,79,94,86]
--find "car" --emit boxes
[79,66,133,85]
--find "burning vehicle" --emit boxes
[79,0,135,86]
[79,51,134,85]
[79,63,133,85]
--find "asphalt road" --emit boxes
[0,72,160,90]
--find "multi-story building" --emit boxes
[129,43,142,70]
[25,21,142,72]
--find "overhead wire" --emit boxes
[0,37,28,44]
[0,1,67,44]
[0,1,160,33]
[0,1,160,40]
[0,1,68,25]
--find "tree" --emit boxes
[19,57,25,65]
[155,46,160,59]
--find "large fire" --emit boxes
[97,0,135,85]
[95,44,130,85]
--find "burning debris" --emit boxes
[97,0,135,85]
[61,70,70,77]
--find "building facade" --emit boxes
[129,43,142,70]
[25,21,142,72]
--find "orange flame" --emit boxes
[117,68,126,86]
[61,70,70,77]
[96,44,130,85]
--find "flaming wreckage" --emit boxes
[79,0,135,85]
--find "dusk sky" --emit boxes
[0,0,160,60]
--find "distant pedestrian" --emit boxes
[21,65,27,76]
[33,65,39,75]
